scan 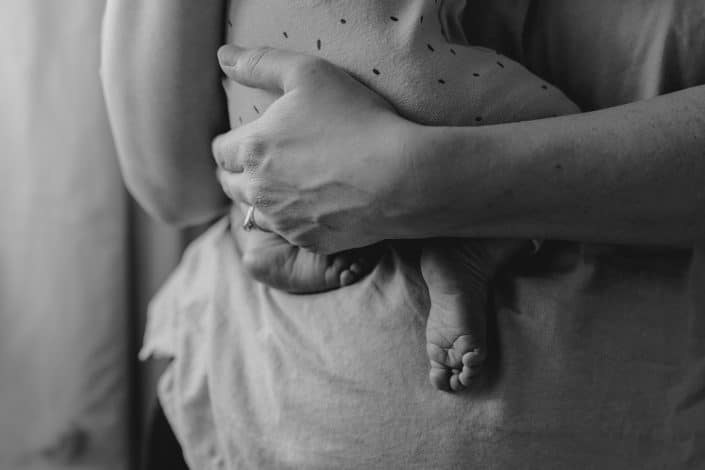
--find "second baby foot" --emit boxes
[421,239,527,392]
[241,228,382,294]
[423,242,488,393]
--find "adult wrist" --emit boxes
[383,120,539,241]
[380,122,493,240]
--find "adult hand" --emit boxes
[214,45,419,254]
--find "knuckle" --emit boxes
[245,179,265,205]
[252,185,272,207]
[238,46,273,76]
[240,135,265,160]
[237,135,266,172]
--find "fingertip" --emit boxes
[211,133,226,164]
[218,44,244,68]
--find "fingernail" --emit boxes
[218,44,243,67]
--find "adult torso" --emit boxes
[467,0,705,108]
[467,0,705,466]
[172,1,705,468]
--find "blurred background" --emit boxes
[0,1,198,468]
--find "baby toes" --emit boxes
[429,363,477,393]
[339,268,357,286]
[426,336,486,392]
[337,261,363,286]
[323,255,348,287]
[349,262,364,275]
[449,371,467,393]
[462,349,485,369]
[334,245,384,288]
[458,350,485,387]
[429,362,453,392]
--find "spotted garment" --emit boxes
[222,0,576,129]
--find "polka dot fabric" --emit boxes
[223,0,579,129]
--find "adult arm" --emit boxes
[214,46,705,252]
[400,84,705,245]
[101,0,229,226]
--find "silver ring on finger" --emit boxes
[242,205,261,231]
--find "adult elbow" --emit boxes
[122,170,228,228]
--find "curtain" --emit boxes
[0,1,190,468]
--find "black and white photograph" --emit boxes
[1,1,704,469]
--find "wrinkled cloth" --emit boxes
[145,219,705,469]
[142,1,705,468]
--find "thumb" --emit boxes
[218,44,309,93]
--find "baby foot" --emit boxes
[240,228,382,294]
[421,239,527,392]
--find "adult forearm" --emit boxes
[101,0,228,226]
[404,85,705,245]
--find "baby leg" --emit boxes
[237,223,382,294]
[422,238,528,392]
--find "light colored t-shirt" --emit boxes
[142,1,705,468]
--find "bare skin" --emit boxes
[103,5,705,393]
[215,45,579,392]
[237,225,383,294]
[102,0,567,391]
[213,46,705,389]
[422,238,528,391]
[101,0,229,226]
[103,3,705,263]
[213,46,705,250]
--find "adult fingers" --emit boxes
[218,44,324,93]
[216,168,249,205]
[212,128,262,174]
[219,169,274,233]
[216,169,274,232]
